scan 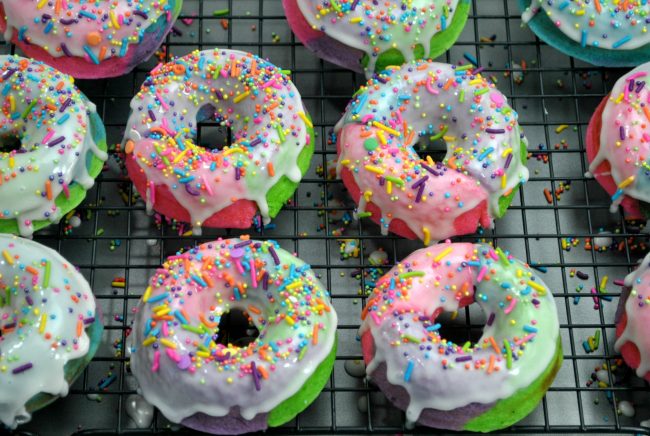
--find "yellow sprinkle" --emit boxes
[142,286,152,303]
[8,157,14,169]
[442,135,456,141]
[37,0,47,8]
[340,159,350,165]
[527,280,547,295]
[297,112,313,128]
[555,124,569,133]
[372,121,401,137]
[469,79,483,86]
[501,174,507,189]
[364,165,385,175]
[285,316,295,326]
[2,250,13,265]
[615,93,625,104]
[286,281,303,290]
[196,351,211,358]
[160,339,177,349]
[516,268,523,278]
[600,275,608,291]
[350,17,362,23]
[386,180,393,194]
[109,11,120,29]
[363,190,373,202]
[501,148,513,158]
[8,95,15,112]
[142,337,156,347]
[434,246,453,262]
[223,147,244,156]
[153,306,171,316]
[172,148,189,164]
[423,227,431,246]
[618,175,635,189]
[233,91,250,104]
[39,314,47,334]
[376,129,387,145]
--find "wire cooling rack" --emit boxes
[5,0,650,434]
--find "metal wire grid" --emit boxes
[2,0,649,434]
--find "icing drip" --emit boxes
[0,55,107,237]
[523,1,650,51]
[124,49,312,230]
[361,242,560,422]
[0,0,179,62]
[588,63,650,212]
[0,234,98,428]
[130,237,338,425]
[336,61,528,242]
[296,0,460,75]
[615,252,650,378]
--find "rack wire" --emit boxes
[5,0,650,434]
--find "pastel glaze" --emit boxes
[130,237,338,434]
[360,242,561,431]
[0,0,182,78]
[0,55,108,237]
[587,63,650,214]
[519,0,650,66]
[123,49,314,235]
[336,60,529,244]
[287,0,469,77]
[615,251,650,381]
[0,234,101,429]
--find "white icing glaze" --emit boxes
[130,238,337,424]
[0,234,98,428]
[615,251,650,378]
[0,0,180,61]
[124,49,311,231]
[588,63,650,212]
[361,242,560,421]
[0,55,107,236]
[523,1,650,51]
[296,0,461,76]
[336,61,529,242]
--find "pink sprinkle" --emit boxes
[161,320,168,337]
[425,76,439,94]
[370,311,381,326]
[156,91,169,110]
[628,72,648,81]
[490,92,505,108]
[152,350,160,372]
[476,265,488,282]
[202,175,213,195]
[250,259,258,288]
[62,183,70,198]
[234,258,245,274]
[488,250,499,261]
[262,79,276,89]
[166,348,180,362]
[148,181,156,206]
[42,130,54,144]
[361,114,374,123]
[504,298,517,314]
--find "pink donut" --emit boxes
[587,62,650,219]
[123,49,314,235]
[615,252,650,381]
[336,60,529,244]
[360,242,562,431]
[0,0,182,78]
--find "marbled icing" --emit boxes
[0,55,107,237]
[0,234,98,428]
[361,242,560,423]
[130,237,337,426]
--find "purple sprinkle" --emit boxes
[84,317,95,325]
[1,68,16,80]
[59,98,72,113]
[12,363,33,374]
[215,90,224,100]
[60,42,73,57]
[379,177,385,186]
[171,26,182,36]
[59,18,77,25]
[215,352,231,362]
[185,183,200,196]
[421,163,439,176]
[455,355,473,362]
[415,184,424,203]
[620,126,626,140]
[234,240,252,248]
[486,312,496,326]
[47,136,65,147]
[411,175,429,189]
[25,296,34,306]
[148,109,156,121]
[504,153,513,169]
[576,271,589,280]
[486,128,505,134]
[235,167,241,180]
[249,138,262,147]
[637,81,646,93]
[613,279,626,287]
[532,298,540,305]
[262,272,269,290]
[133,10,148,19]
[251,361,261,391]
[268,245,280,265]
[473,67,485,75]
[350,0,360,10]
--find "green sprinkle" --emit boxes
[96,228,104,236]
[384,176,405,186]
[298,345,308,361]
[43,261,51,288]
[474,87,490,96]
[212,8,229,16]
[276,123,285,142]
[403,334,421,344]
[357,211,372,219]
[213,64,223,79]
[429,125,449,141]
[281,69,292,76]
[462,341,471,352]
[21,100,37,119]
[496,247,509,265]
[459,89,465,103]
[182,324,205,335]
[399,271,425,279]
[594,329,601,349]
[504,339,513,369]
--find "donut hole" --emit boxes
[434,309,486,348]
[216,308,260,347]
[195,103,237,152]
[0,133,22,153]
[414,135,448,163]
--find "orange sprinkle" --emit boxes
[71,295,79,303]
[488,336,501,355]
[487,354,496,374]
[99,46,107,61]
[316,298,331,312]
[257,365,269,379]
[45,180,52,200]
[594,0,602,13]
[247,305,261,315]
[268,163,275,177]
[25,266,39,275]
[125,140,135,154]
[543,188,553,204]
[199,313,217,328]
[312,325,319,345]
[76,319,83,337]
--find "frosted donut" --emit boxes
[336,60,529,244]
[0,0,182,78]
[123,49,314,235]
[0,234,103,429]
[283,0,471,77]
[587,62,650,218]
[615,251,650,381]
[0,55,108,237]
[520,0,650,67]
[360,242,562,432]
[130,237,338,435]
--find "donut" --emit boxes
[360,242,562,431]
[130,237,338,435]
[123,49,315,235]
[336,60,529,244]
[0,0,182,78]
[615,251,650,382]
[519,1,650,67]
[0,55,108,237]
[586,63,650,219]
[283,0,471,77]
[0,234,103,429]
